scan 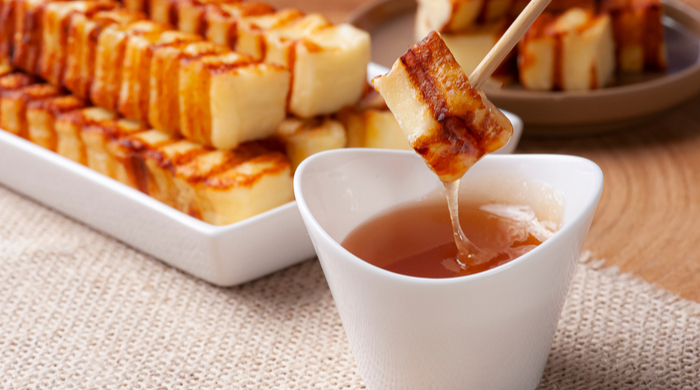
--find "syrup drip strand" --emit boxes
[442,180,493,266]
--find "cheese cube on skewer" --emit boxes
[178,52,290,150]
[175,0,241,36]
[235,8,304,60]
[39,0,117,86]
[91,21,164,112]
[27,95,86,150]
[81,116,149,185]
[0,72,37,125]
[204,1,275,48]
[148,41,227,136]
[272,116,347,171]
[338,92,411,151]
[13,0,60,73]
[0,0,17,66]
[119,30,201,122]
[287,24,371,118]
[170,142,293,225]
[373,32,513,182]
[123,0,147,14]
[601,0,666,72]
[416,0,512,34]
[56,106,117,164]
[122,129,208,203]
[263,13,332,68]
[518,9,616,91]
[0,84,63,138]
[64,9,145,100]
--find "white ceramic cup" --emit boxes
[294,149,603,390]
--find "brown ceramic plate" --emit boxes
[349,0,700,136]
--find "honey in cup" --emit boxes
[342,177,564,278]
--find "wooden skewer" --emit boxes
[469,0,553,89]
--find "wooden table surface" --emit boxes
[272,0,700,302]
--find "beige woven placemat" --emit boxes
[0,185,699,389]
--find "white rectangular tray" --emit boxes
[0,63,522,286]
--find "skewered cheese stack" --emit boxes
[0,69,296,226]
[518,8,616,91]
[373,32,512,182]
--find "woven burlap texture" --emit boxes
[0,185,699,389]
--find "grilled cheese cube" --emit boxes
[0,0,17,66]
[179,52,290,149]
[235,8,304,60]
[91,21,164,112]
[263,13,332,68]
[175,0,241,36]
[56,106,117,164]
[27,95,85,150]
[287,24,370,118]
[519,9,615,91]
[204,1,275,48]
[338,93,411,151]
[373,32,513,182]
[0,84,63,138]
[416,0,512,34]
[13,0,60,73]
[64,9,144,100]
[197,149,293,225]
[81,117,149,186]
[39,0,117,86]
[602,0,666,72]
[273,116,346,170]
[119,30,201,122]
[171,143,293,225]
[0,72,37,124]
[149,41,227,135]
[126,130,208,203]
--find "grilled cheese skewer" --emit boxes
[373,32,513,182]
